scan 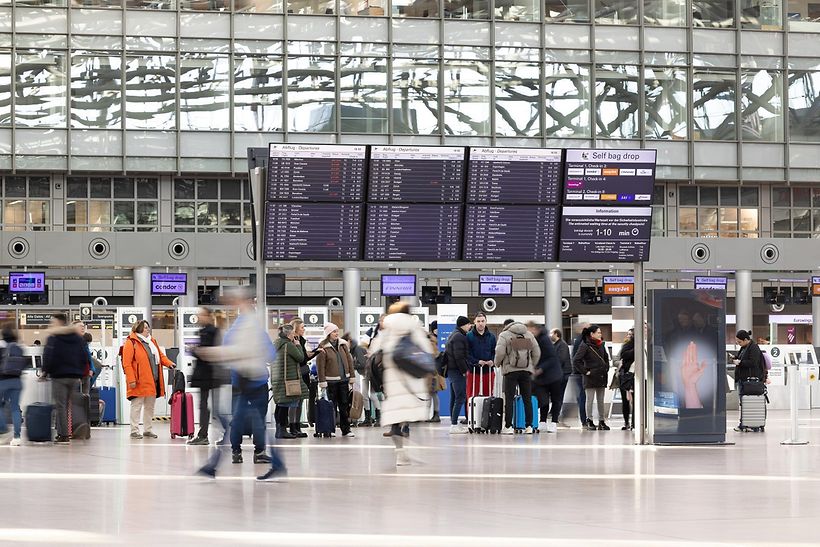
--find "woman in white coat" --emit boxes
[368,301,432,466]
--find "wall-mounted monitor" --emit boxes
[812,277,820,297]
[249,273,287,296]
[151,273,188,296]
[694,276,728,291]
[559,206,652,262]
[368,146,466,203]
[266,144,367,202]
[381,275,417,297]
[466,147,562,205]
[479,275,513,296]
[602,275,635,296]
[563,149,656,206]
[9,272,46,293]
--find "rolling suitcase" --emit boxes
[99,386,117,424]
[170,391,195,439]
[479,368,503,434]
[89,388,101,427]
[738,378,767,432]
[25,403,54,442]
[314,395,335,438]
[70,391,91,440]
[468,368,490,433]
[513,394,540,433]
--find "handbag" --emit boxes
[284,350,302,397]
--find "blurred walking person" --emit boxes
[369,302,433,466]
[42,314,88,444]
[0,326,26,446]
[188,308,229,446]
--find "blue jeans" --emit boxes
[571,374,587,424]
[0,378,22,438]
[230,385,269,453]
[448,372,467,425]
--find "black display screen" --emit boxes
[559,206,652,262]
[563,149,656,206]
[266,144,367,202]
[463,205,560,262]
[263,202,363,260]
[364,204,462,260]
[368,146,466,203]
[467,147,563,205]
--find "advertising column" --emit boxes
[358,307,384,340]
[649,289,727,443]
[436,303,469,417]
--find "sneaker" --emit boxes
[395,448,412,467]
[598,421,611,431]
[547,422,558,434]
[196,466,216,480]
[256,466,287,482]
[585,419,598,431]
[143,431,158,439]
[449,424,468,435]
[187,437,210,446]
[524,426,533,435]
[232,452,243,464]
[130,432,143,440]
[342,432,356,438]
[10,437,21,446]
[55,435,71,444]
[501,427,515,435]
[253,452,272,464]
[0,431,12,445]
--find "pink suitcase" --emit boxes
[170,391,195,439]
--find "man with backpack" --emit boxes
[495,319,541,435]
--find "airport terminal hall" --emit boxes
[3,0,820,545]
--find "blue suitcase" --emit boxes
[99,386,117,424]
[313,397,335,438]
[513,395,539,433]
[25,403,54,442]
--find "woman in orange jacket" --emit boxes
[122,320,175,439]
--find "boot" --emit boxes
[585,419,598,431]
[275,423,295,439]
[598,421,611,431]
[359,408,373,427]
[374,409,381,427]
[289,423,308,438]
[427,412,441,423]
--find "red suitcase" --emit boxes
[170,391,195,439]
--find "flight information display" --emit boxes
[467,147,563,205]
[559,206,652,262]
[368,146,466,203]
[266,144,367,202]
[563,149,656,205]
[463,205,559,262]
[364,204,462,260]
[263,202,363,260]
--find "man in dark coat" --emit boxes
[189,307,227,445]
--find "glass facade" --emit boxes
[0,1,816,239]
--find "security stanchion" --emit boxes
[781,364,809,446]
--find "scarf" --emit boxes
[590,337,604,348]
[137,334,161,367]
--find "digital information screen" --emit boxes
[9,272,45,293]
[368,146,466,203]
[364,204,462,261]
[695,276,728,291]
[559,206,652,262]
[151,273,188,296]
[479,275,513,296]
[264,202,363,260]
[463,205,559,262]
[813,277,820,296]
[381,275,417,296]
[563,149,657,205]
[603,275,635,296]
[266,144,366,202]
[467,147,562,205]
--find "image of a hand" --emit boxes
[680,341,706,409]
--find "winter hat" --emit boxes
[323,323,339,337]
[456,316,471,328]
[429,320,438,333]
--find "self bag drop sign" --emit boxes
[151,273,188,295]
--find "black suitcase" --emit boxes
[89,388,101,426]
[71,392,91,440]
[481,397,503,434]
[25,403,54,442]
[314,397,335,438]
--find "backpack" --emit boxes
[508,333,532,369]
[392,335,436,379]
[0,344,26,376]
[761,351,772,371]
[118,338,137,360]
[435,351,448,377]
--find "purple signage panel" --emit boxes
[563,149,657,205]
[479,275,513,296]
[151,273,188,295]
[559,206,652,262]
[9,272,45,293]
[381,275,417,296]
[695,276,728,291]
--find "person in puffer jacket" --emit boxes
[494,319,540,435]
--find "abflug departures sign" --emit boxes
[151,273,188,296]
[266,144,367,202]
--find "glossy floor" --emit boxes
[1,411,819,546]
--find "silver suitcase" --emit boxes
[739,394,767,431]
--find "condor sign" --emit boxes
[151,273,188,296]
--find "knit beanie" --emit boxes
[323,323,339,337]
[456,316,471,328]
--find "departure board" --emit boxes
[364,204,462,260]
[263,202,363,260]
[266,144,367,202]
[467,148,563,205]
[463,205,559,262]
[368,146,466,203]
[559,206,652,262]
[563,149,656,205]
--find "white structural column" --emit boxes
[343,268,361,335]
[181,268,198,308]
[813,286,820,345]
[544,269,562,332]
[252,166,267,326]
[133,267,152,320]
[735,270,753,333]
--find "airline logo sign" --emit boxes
[813,277,820,296]
[602,276,635,296]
